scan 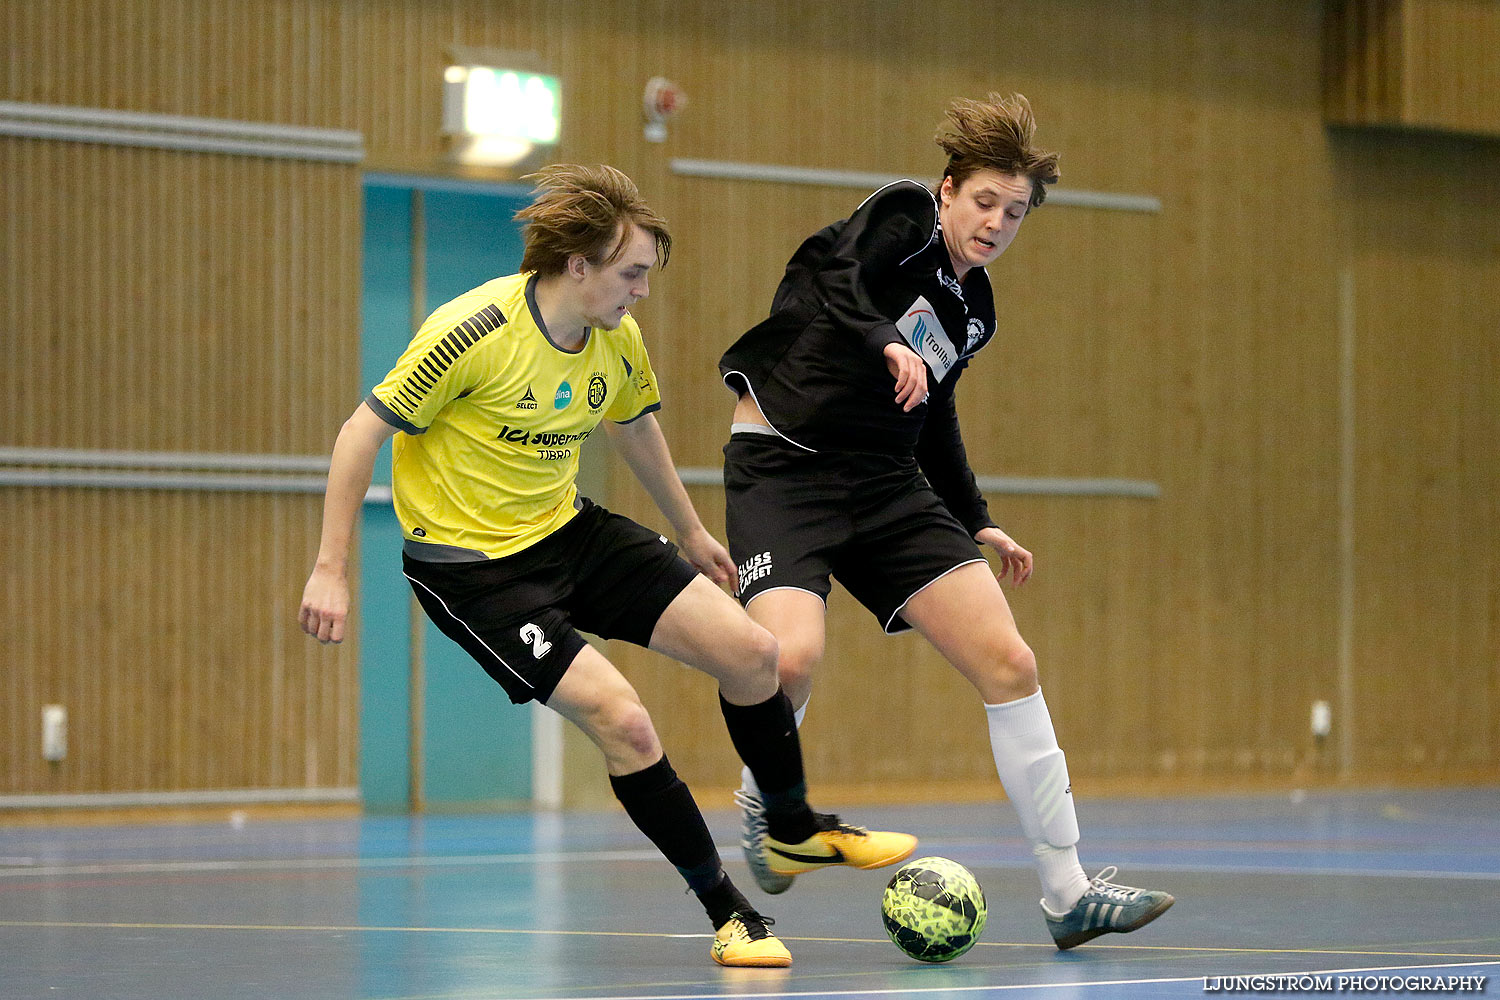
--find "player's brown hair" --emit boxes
[516,164,672,276]
[935,93,1060,208]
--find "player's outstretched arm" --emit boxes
[299,402,398,644]
[603,414,737,587]
[975,525,1033,587]
[883,342,929,411]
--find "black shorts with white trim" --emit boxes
[402,498,699,704]
[723,432,984,635]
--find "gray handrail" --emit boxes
[0,448,1158,500]
[670,158,1162,213]
[0,101,364,163]
[0,447,390,502]
[674,465,1159,498]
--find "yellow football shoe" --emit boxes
[711,910,792,967]
[762,814,917,877]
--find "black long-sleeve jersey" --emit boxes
[719,179,998,536]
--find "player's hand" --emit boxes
[976,526,1033,586]
[299,565,351,644]
[679,526,737,589]
[883,343,929,411]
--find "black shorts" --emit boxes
[401,498,699,705]
[723,431,985,634]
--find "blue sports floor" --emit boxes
[1,787,1497,999]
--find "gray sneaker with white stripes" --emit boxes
[1041,866,1174,950]
[734,788,795,895]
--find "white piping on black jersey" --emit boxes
[721,370,818,452]
[846,179,942,269]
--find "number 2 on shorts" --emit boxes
[519,622,553,659]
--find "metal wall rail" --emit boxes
[0,447,391,503]
[670,157,1163,213]
[2,449,1160,501]
[0,101,364,163]
[0,446,329,473]
[0,787,359,811]
[675,466,1161,499]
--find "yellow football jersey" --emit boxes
[367,272,662,560]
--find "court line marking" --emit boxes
[3,850,1499,882]
[371,960,1500,1000]
[1,921,1496,960]
[0,848,665,878]
[1088,861,1500,881]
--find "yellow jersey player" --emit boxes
[298,164,915,968]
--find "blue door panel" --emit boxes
[360,178,536,811]
[359,183,415,812]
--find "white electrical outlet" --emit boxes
[1310,699,1332,739]
[42,705,67,761]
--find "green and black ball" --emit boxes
[881,856,988,963]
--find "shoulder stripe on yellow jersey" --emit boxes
[390,304,506,418]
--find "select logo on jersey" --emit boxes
[411,526,427,537]
[738,550,773,593]
[554,382,573,409]
[516,386,538,410]
[587,373,607,409]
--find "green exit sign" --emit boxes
[444,66,560,144]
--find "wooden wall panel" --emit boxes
[1325,0,1500,137]
[4,0,1496,809]
[1400,0,1500,135]
[1333,129,1500,776]
[1,79,361,797]
[0,489,357,795]
[1324,0,1406,126]
[1,142,360,454]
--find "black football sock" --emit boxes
[719,689,817,842]
[697,872,756,930]
[608,755,729,921]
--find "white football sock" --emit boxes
[985,689,1091,913]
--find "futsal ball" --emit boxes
[881,856,987,963]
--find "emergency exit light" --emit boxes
[443,66,560,166]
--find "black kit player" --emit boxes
[299,164,916,968]
[719,96,1174,949]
